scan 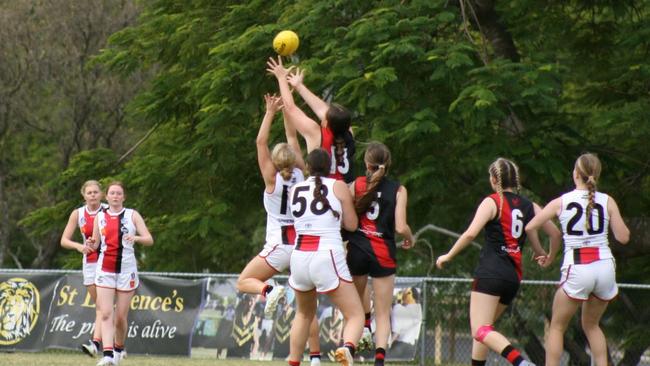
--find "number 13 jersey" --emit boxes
[474,192,534,283]
[558,189,611,267]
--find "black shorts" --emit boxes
[472,278,520,305]
[346,242,396,278]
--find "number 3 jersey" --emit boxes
[474,192,534,283]
[558,189,611,267]
[263,168,305,246]
[347,176,400,269]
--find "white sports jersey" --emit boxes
[263,168,304,245]
[558,189,612,266]
[96,208,137,274]
[289,176,343,251]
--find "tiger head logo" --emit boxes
[0,278,40,345]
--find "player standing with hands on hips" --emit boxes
[436,158,561,366]
[525,153,629,366]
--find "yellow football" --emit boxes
[273,30,299,56]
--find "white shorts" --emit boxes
[95,268,139,292]
[560,259,617,301]
[289,249,352,293]
[83,262,98,286]
[258,243,293,272]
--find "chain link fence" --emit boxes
[415,277,650,366]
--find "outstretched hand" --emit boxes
[264,93,283,115]
[266,56,294,80]
[287,68,305,88]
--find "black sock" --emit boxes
[472,359,487,366]
[500,345,524,366]
[309,352,321,360]
[344,342,356,357]
[262,285,273,296]
[114,346,124,354]
[92,339,100,349]
[103,350,114,358]
[364,312,372,331]
[375,347,386,366]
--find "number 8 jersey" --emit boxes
[558,189,611,267]
[474,192,534,283]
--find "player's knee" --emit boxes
[473,324,494,342]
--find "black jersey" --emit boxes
[321,127,355,183]
[474,192,534,283]
[347,176,400,269]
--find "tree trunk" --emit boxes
[469,0,520,62]
[0,170,8,266]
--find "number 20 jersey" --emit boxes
[558,189,611,267]
[474,192,534,283]
[263,168,304,245]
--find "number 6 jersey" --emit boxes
[558,189,611,267]
[474,192,534,283]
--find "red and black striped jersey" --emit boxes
[474,192,534,283]
[321,127,355,183]
[347,176,400,269]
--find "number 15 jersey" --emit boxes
[558,189,611,267]
[263,168,304,246]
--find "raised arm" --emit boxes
[287,67,330,123]
[283,109,305,171]
[61,209,84,253]
[334,180,358,232]
[395,186,415,249]
[266,57,321,152]
[607,196,630,244]
[258,94,283,190]
[436,197,497,269]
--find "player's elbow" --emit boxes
[614,228,630,245]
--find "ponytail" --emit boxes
[313,174,340,219]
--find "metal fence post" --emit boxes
[420,279,428,366]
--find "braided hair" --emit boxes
[574,153,602,231]
[488,158,521,219]
[356,142,391,216]
[271,143,296,180]
[306,148,340,219]
[325,104,351,168]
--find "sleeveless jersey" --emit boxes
[558,189,612,266]
[347,176,400,268]
[290,176,343,251]
[77,204,107,263]
[97,208,137,274]
[321,127,355,183]
[263,168,304,245]
[474,192,534,283]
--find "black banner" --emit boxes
[0,273,61,351]
[0,271,205,355]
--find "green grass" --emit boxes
[0,350,420,366]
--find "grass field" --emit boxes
[0,350,419,366]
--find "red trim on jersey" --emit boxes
[321,127,344,181]
[101,213,124,273]
[494,194,523,280]
[573,247,600,264]
[82,209,100,263]
[356,177,395,268]
[281,225,296,245]
[296,235,321,251]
